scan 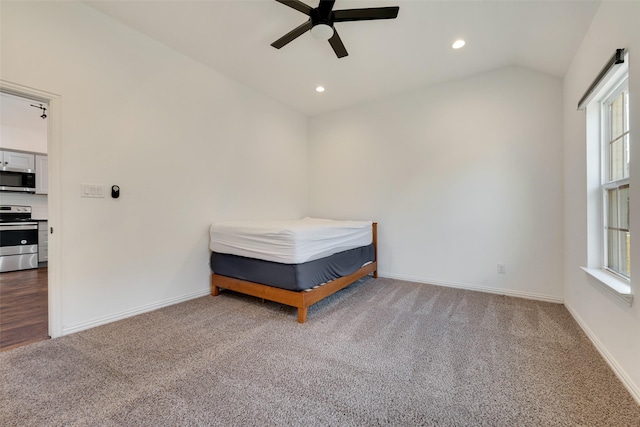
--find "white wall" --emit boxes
[563,1,640,402]
[309,66,564,301]
[0,92,48,153]
[0,1,308,333]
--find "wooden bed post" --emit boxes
[297,307,308,323]
[373,222,378,278]
[211,274,219,296]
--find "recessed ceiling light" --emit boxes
[452,39,466,49]
[316,86,325,93]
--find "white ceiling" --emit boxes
[85,0,601,117]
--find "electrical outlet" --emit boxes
[497,263,506,274]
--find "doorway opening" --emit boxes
[0,80,62,346]
[0,92,49,350]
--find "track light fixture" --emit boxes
[30,103,47,119]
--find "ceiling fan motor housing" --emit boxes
[309,8,334,39]
[310,8,332,26]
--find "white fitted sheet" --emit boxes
[209,217,373,264]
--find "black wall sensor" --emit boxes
[111,185,120,199]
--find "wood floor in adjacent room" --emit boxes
[0,267,49,351]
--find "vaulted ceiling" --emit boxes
[85,0,601,116]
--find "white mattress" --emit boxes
[209,217,373,264]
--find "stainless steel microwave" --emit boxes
[0,167,36,193]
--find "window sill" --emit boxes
[580,267,633,305]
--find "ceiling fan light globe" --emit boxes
[311,24,334,41]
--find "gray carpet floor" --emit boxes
[1,277,639,426]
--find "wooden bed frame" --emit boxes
[211,223,377,323]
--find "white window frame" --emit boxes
[581,53,632,305]
[601,77,630,280]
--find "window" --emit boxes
[602,81,630,279]
[580,49,632,304]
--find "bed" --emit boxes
[209,218,378,323]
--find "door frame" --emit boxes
[1,80,63,338]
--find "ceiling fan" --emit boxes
[271,0,400,58]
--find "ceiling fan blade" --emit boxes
[271,20,313,48]
[274,0,313,16]
[333,7,399,22]
[317,0,336,17]
[328,30,348,58]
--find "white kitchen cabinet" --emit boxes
[0,149,35,170]
[35,154,48,194]
[38,221,48,263]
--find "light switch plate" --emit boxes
[81,184,105,198]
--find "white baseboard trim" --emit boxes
[564,302,640,405]
[62,288,211,335]
[377,272,564,304]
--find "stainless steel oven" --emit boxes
[0,205,38,272]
